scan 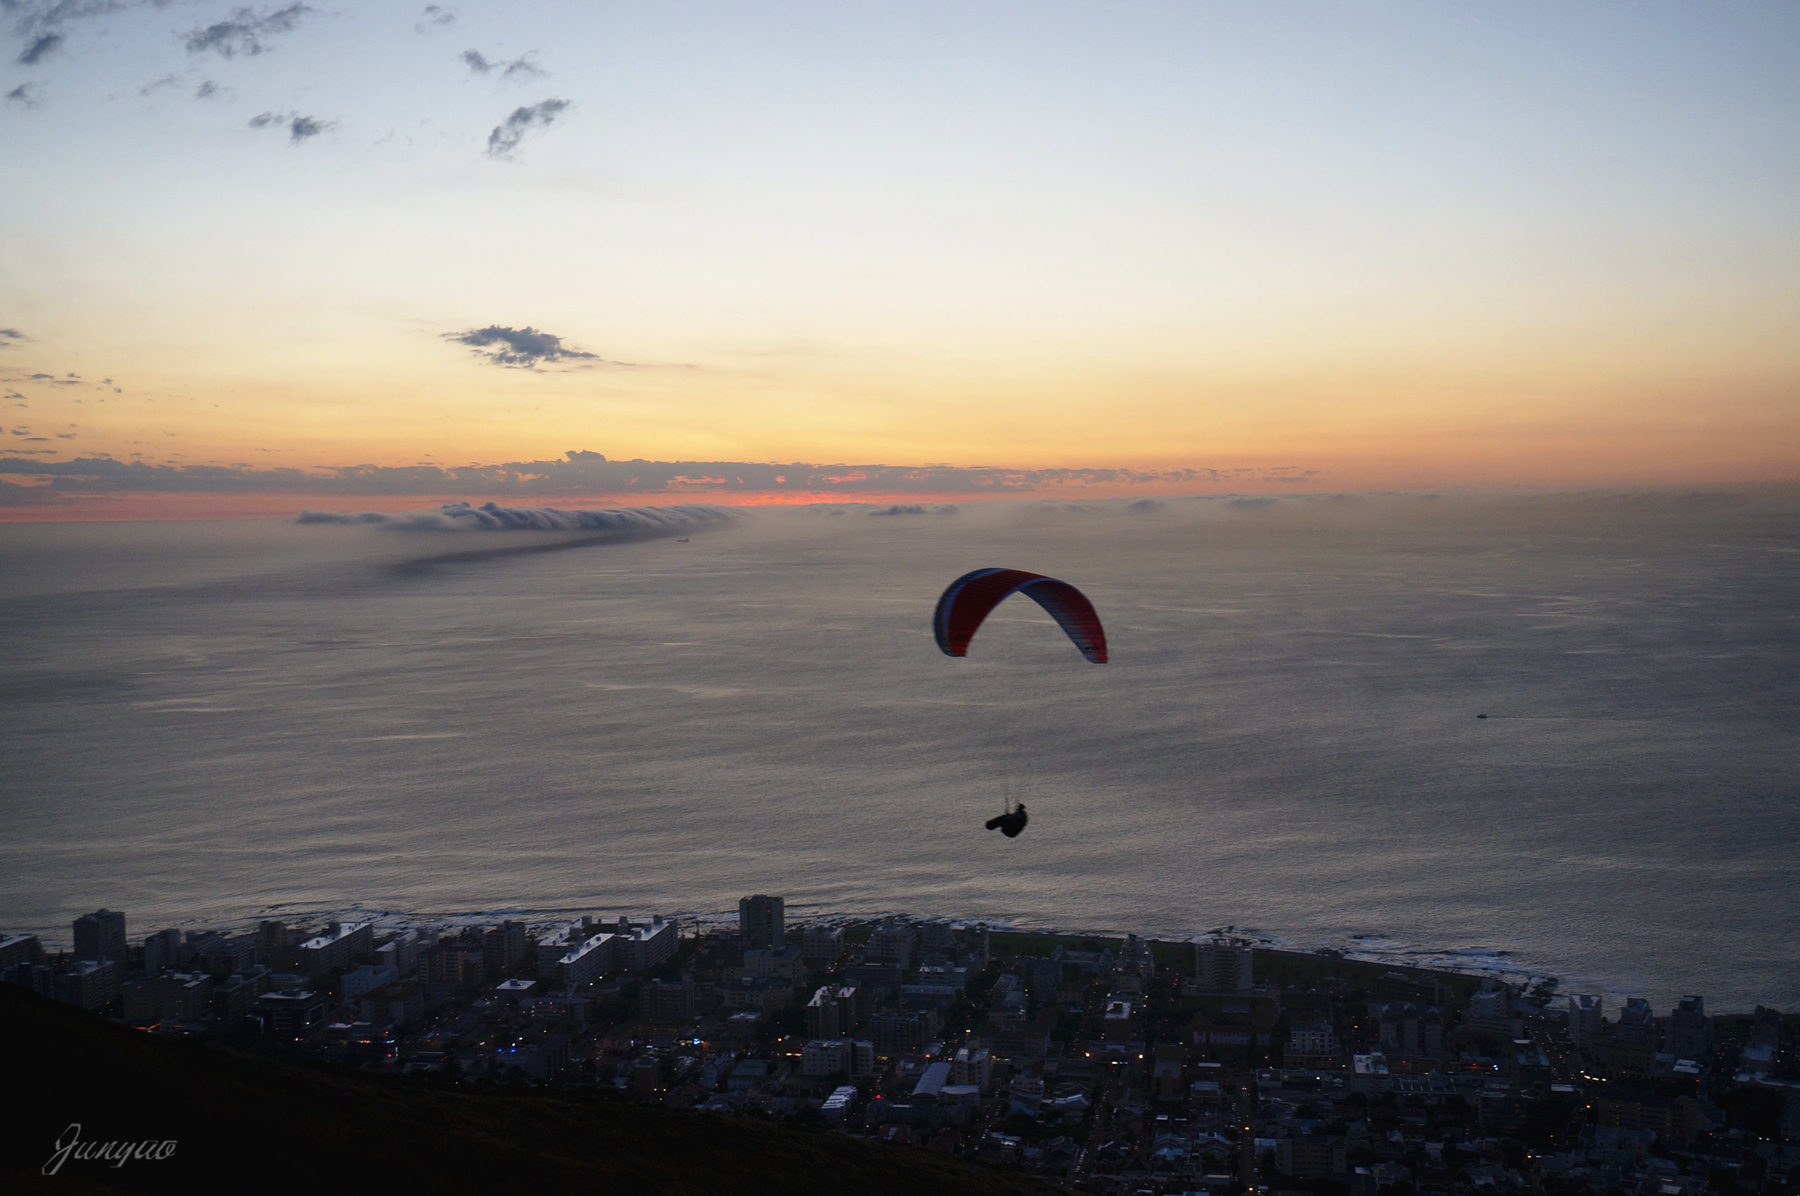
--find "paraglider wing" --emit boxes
[932,568,1108,663]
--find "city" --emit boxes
[4,901,1796,1193]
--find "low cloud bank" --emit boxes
[0,448,1311,500]
[870,503,959,516]
[296,499,735,533]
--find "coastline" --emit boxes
[8,901,1773,1015]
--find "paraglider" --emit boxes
[934,568,1109,840]
[932,568,1108,664]
[985,802,1029,838]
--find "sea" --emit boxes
[2,489,1796,1013]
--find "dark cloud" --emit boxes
[287,113,328,141]
[0,477,63,503]
[195,79,219,99]
[2,0,123,65]
[297,500,735,534]
[3,1,127,35]
[870,503,959,516]
[182,3,312,58]
[249,109,334,142]
[6,82,40,106]
[17,29,62,63]
[415,5,454,33]
[462,48,544,79]
[486,97,568,158]
[444,325,595,368]
[23,372,81,385]
[0,329,28,345]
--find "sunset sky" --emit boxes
[3,1,1796,515]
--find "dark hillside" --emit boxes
[1,986,1051,1195]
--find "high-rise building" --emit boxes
[1376,1002,1442,1058]
[643,978,696,1026]
[1617,997,1657,1047]
[1119,934,1155,985]
[1467,983,1514,1036]
[255,920,288,962]
[554,933,614,988]
[375,930,420,977]
[739,895,784,950]
[616,918,677,973]
[1288,1018,1341,1064]
[483,921,527,975]
[0,933,43,971]
[919,922,956,961]
[802,1038,851,1076]
[960,924,990,970]
[1196,938,1253,992]
[536,923,587,979]
[297,921,373,978]
[865,920,915,970]
[73,909,127,964]
[806,985,841,1039]
[953,1045,992,1090]
[1666,995,1710,1060]
[55,959,120,1009]
[801,925,844,963]
[869,1009,937,1055]
[1569,994,1604,1049]
[142,929,182,975]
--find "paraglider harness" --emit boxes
[985,801,1028,838]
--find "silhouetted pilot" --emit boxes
[984,803,1028,838]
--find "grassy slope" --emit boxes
[2,986,1053,1195]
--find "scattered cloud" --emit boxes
[139,74,226,101]
[249,110,334,142]
[6,82,41,106]
[462,48,544,79]
[0,329,28,346]
[415,5,455,33]
[443,325,596,368]
[486,97,568,158]
[182,3,313,58]
[18,30,63,64]
[23,372,82,386]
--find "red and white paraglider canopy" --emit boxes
[932,568,1107,664]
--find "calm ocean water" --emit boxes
[2,491,1796,1012]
